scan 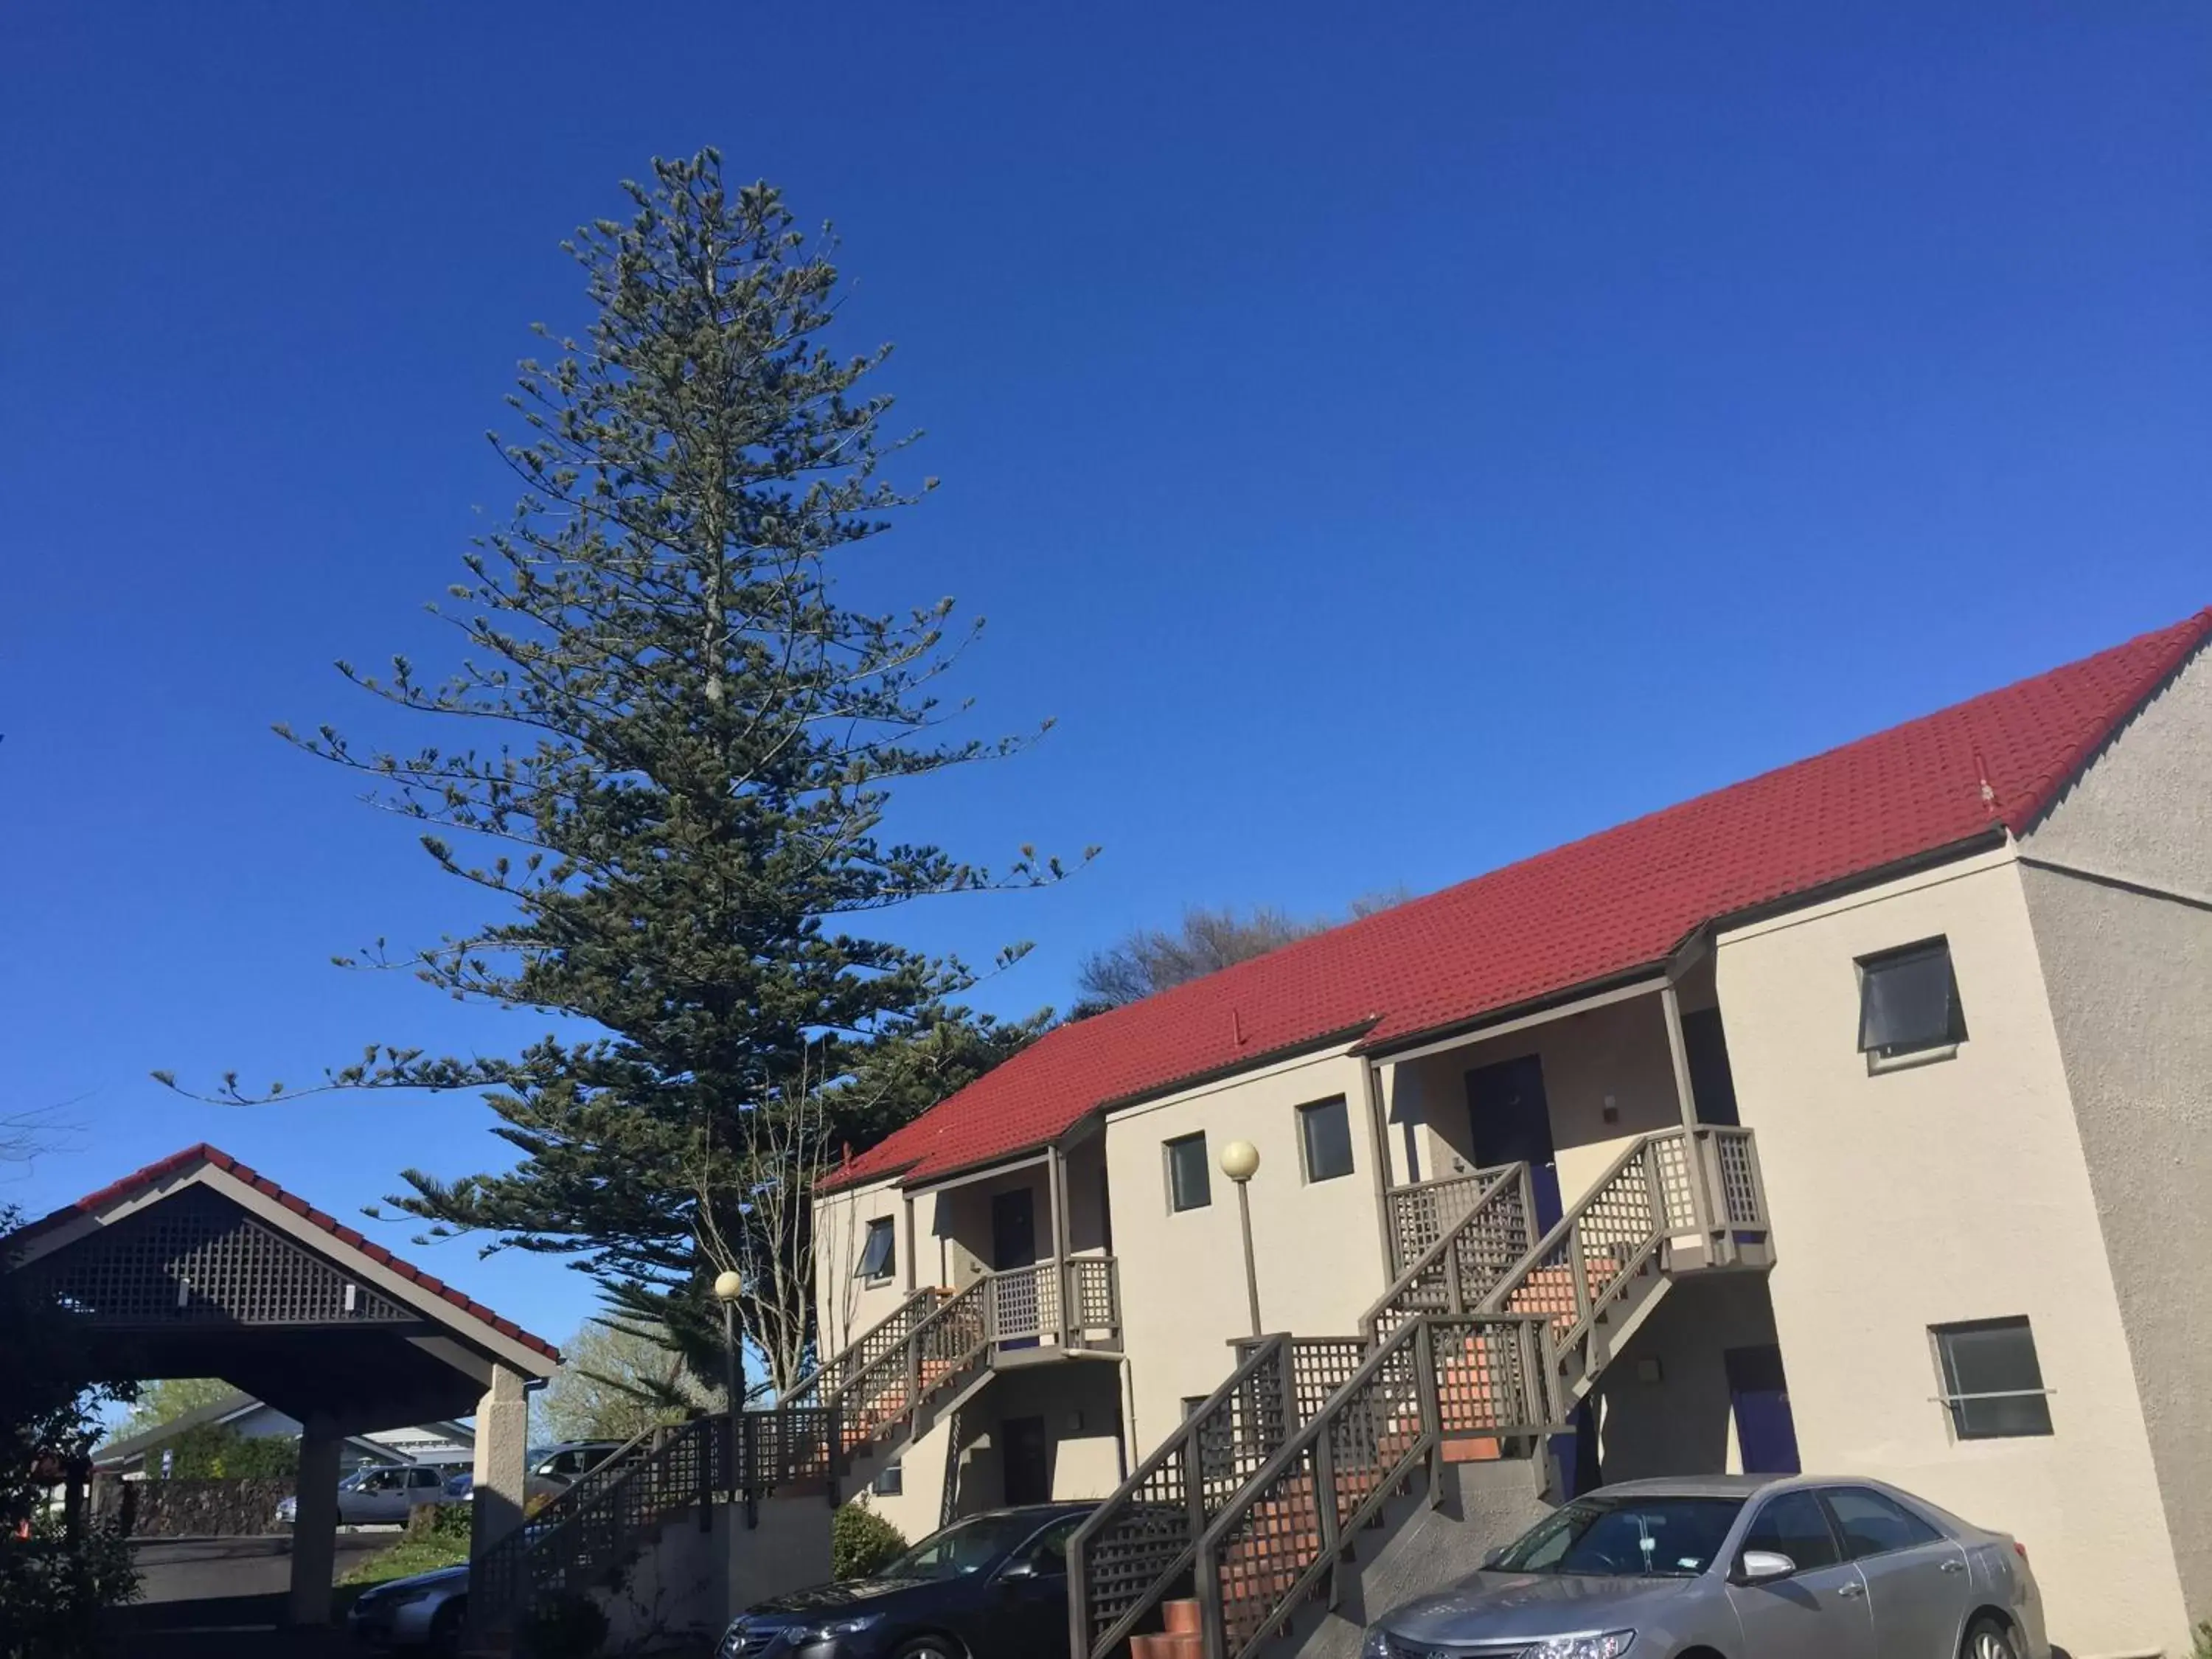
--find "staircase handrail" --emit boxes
[779,1283,948,1410]
[1360,1163,1531,1340]
[472,1414,720,1627]
[1067,1332,1295,1659]
[1191,1313,1560,1659]
[1475,1127,1703,1360]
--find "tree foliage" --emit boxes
[1,1205,141,1657]
[1073,890,1413,1015]
[536,1320,704,1444]
[146,1422,299,1480]
[111,1379,233,1444]
[162,150,1077,1394]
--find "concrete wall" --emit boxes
[1385,989,1690,1204]
[1590,1273,1778,1485]
[1102,1046,1389,1458]
[2020,643,2212,1630]
[1715,847,2190,1656]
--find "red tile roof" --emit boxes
[830,609,2211,1193]
[3,1144,562,1363]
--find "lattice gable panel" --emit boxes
[24,1183,417,1327]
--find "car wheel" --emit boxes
[892,1638,963,1659]
[1963,1617,2020,1659]
[428,1599,466,1658]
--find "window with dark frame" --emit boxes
[1166,1132,1211,1212]
[1933,1317,2053,1439]
[855,1216,896,1281]
[872,1458,903,1498]
[1857,938,1968,1062]
[1296,1096,1355,1183]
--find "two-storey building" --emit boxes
[811,609,2211,1659]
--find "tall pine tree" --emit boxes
[164,151,1081,1391]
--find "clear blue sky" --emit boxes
[2,3,2205,1348]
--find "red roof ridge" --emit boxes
[2,1143,562,1363]
[826,608,2211,1194]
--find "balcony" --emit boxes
[982,1255,1123,1359]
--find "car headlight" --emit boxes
[796,1613,884,1643]
[1528,1635,1635,1659]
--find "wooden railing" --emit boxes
[471,1415,723,1632]
[1067,1335,1301,1659]
[1192,1315,1562,1659]
[1382,1164,1519,1276]
[1362,1164,1535,1340]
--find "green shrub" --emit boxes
[517,1590,608,1659]
[832,1501,908,1580]
[406,1501,473,1542]
[2191,1621,2212,1659]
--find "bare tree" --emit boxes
[1074,889,1419,1014]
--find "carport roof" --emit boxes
[4,1142,561,1366]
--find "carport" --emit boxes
[1,1144,561,1624]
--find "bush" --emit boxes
[2192,1621,2212,1659]
[517,1590,609,1659]
[0,1513,139,1659]
[406,1501,474,1542]
[832,1501,908,1580]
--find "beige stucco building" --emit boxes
[811,611,2212,1659]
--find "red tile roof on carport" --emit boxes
[828,609,2211,1194]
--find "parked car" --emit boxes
[718,1501,1095,1659]
[347,1562,468,1655]
[524,1439,626,1500]
[1361,1474,2045,1659]
[276,1463,458,1527]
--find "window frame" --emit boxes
[855,1216,897,1282]
[1931,1316,2054,1441]
[1295,1095,1357,1184]
[872,1458,903,1498]
[1856,936,1969,1067]
[1164,1132,1212,1214]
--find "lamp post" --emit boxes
[713,1269,745,1506]
[1219,1140,1263,1337]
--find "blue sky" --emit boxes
[2,3,2205,1348]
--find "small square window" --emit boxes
[1933,1317,2052,1439]
[1165,1133,1211,1212]
[1858,939,1967,1062]
[872,1459,903,1497]
[1296,1096,1355,1183]
[856,1217,896,1281]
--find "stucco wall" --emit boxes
[813,1176,911,1363]
[1386,990,1688,1206]
[1103,1046,1389,1456]
[1715,849,2190,1656]
[1591,1273,1778,1485]
[2018,641,2212,1629]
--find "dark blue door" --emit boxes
[1725,1345,1802,1475]
[1466,1055,1561,1232]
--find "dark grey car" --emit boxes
[1363,1475,2046,1659]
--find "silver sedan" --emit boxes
[1363,1474,2046,1659]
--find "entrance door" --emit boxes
[1466,1056,1562,1232]
[1725,1345,1802,1475]
[991,1188,1040,1349]
[1001,1414,1051,1506]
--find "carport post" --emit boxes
[470,1363,532,1559]
[287,1419,344,1624]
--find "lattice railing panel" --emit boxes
[1366,1167,1532,1338]
[1286,1339,1364,1427]
[1069,1338,1298,1659]
[1711,1128,1764,1225]
[990,1261,1057,1344]
[1071,1257,1119,1332]
[782,1287,947,1411]
[1427,1317,1558,1439]
[1384,1167,1499,1276]
[26,1186,413,1327]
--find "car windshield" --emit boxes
[880,1512,1060,1580]
[1491,1493,1745,1578]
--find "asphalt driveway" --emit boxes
[100,1534,394,1658]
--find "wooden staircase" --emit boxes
[1071,1125,1773,1659]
